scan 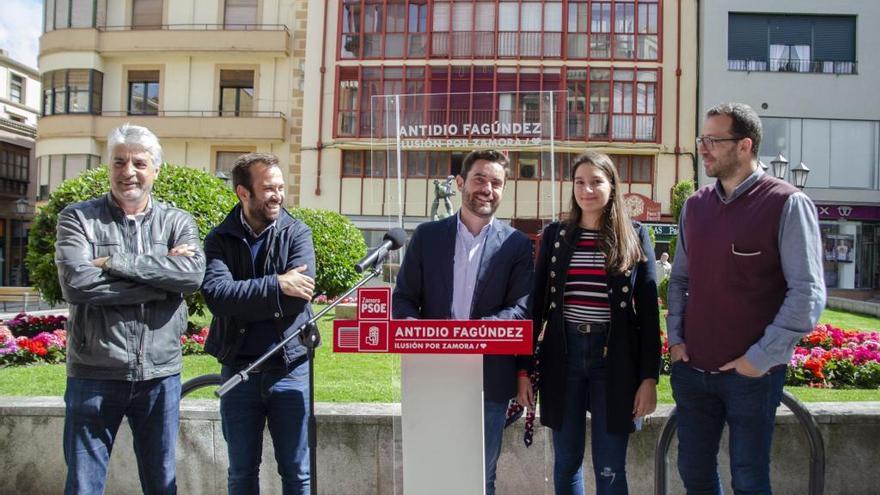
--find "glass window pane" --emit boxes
[70,0,93,27]
[55,0,69,29]
[132,0,162,29]
[225,0,258,28]
[45,0,55,32]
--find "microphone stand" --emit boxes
[215,261,386,495]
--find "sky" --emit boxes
[0,0,43,69]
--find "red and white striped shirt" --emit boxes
[563,230,611,324]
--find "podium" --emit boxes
[334,288,532,494]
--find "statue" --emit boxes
[431,175,456,221]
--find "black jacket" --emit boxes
[202,205,315,365]
[530,221,661,434]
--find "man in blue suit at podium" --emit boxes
[393,149,534,495]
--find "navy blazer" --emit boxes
[392,214,534,402]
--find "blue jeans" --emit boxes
[63,374,181,495]
[484,399,508,495]
[671,362,786,495]
[553,327,630,495]
[220,360,310,495]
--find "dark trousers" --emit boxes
[671,362,786,495]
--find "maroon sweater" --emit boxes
[683,174,798,371]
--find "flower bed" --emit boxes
[661,324,880,389]
[0,314,68,366]
[0,312,212,366]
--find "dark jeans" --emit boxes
[63,374,181,495]
[220,359,310,495]
[484,399,508,495]
[670,362,786,495]
[553,325,630,495]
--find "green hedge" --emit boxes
[289,208,367,298]
[26,164,237,316]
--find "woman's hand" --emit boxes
[516,374,535,409]
[632,378,657,419]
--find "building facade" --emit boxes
[0,49,39,286]
[700,0,880,289]
[36,0,309,204]
[301,0,698,249]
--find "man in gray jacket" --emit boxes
[55,124,205,494]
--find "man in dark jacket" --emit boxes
[202,153,316,495]
[56,124,205,494]
[393,149,533,495]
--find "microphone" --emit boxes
[355,228,407,273]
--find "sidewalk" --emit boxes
[0,304,68,321]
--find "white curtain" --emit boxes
[791,45,811,72]
[769,44,787,71]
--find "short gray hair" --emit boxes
[107,123,163,168]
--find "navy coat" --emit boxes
[392,214,534,402]
[202,205,315,366]
[530,221,661,434]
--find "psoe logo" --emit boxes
[359,321,389,352]
[358,288,391,321]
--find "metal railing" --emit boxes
[654,390,825,495]
[99,24,288,33]
[97,110,285,118]
[728,59,857,75]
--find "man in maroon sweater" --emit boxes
[667,103,825,494]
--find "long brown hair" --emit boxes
[566,151,645,273]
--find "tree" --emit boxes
[668,180,695,260]
[288,208,367,298]
[26,164,237,317]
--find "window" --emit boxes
[0,144,30,197]
[335,65,656,142]
[128,70,160,115]
[219,70,255,116]
[44,0,107,31]
[37,154,100,199]
[9,114,25,123]
[10,74,24,103]
[216,151,249,174]
[132,0,162,29]
[728,14,856,74]
[42,69,103,116]
[338,0,659,61]
[615,155,652,183]
[225,0,258,29]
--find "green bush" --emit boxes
[288,208,367,299]
[667,180,695,262]
[26,164,237,317]
[658,276,670,308]
[671,180,695,222]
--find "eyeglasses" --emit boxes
[696,135,744,149]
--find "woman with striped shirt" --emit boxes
[525,151,661,495]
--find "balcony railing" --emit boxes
[98,110,285,118]
[0,117,37,138]
[728,59,857,75]
[99,24,288,32]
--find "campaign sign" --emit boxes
[333,287,532,355]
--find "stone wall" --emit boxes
[0,398,877,494]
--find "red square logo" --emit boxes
[359,321,389,352]
[357,288,391,321]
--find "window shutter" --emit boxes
[728,14,768,61]
[813,16,855,61]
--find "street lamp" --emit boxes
[214,170,231,187]
[758,159,768,171]
[770,153,789,181]
[790,161,811,189]
[14,198,28,286]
